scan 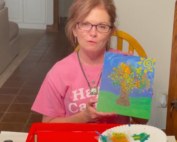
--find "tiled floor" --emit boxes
[0,29,45,88]
[0,25,73,132]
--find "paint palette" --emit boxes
[98,124,167,142]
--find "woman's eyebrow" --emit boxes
[82,21,110,25]
[98,22,110,25]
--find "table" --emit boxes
[0,131,28,142]
[0,131,176,142]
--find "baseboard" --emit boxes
[46,23,59,32]
[46,25,53,31]
[18,23,47,29]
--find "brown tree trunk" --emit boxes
[116,89,130,106]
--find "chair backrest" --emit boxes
[74,30,147,58]
[113,30,147,57]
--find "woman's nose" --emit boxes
[89,26,97,37]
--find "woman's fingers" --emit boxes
[117,50,127,55]
[96,111,116,117]
[89,98,98,104]
[129,51,134,55]
[117,50,134,56]
[86,99,117,122]
[88,98,98,107]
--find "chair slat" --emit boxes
[118,37,123,51]
[128,44,134,54]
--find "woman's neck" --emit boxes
[78,48,106,66]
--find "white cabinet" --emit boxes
[24,0,45,24]
[4,0,53,29]
[5,0,23,23]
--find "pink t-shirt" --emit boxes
[31,48,130,124]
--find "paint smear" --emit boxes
[108,132,129,142]
[132,132,150,142]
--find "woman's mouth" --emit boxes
[88,40,97,44]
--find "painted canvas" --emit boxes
[97,52,156,119]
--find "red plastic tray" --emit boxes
[26,123,121,142]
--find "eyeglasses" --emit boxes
[77,22,112,33]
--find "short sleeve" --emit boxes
[31,72,66,118]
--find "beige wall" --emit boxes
[113,0,175,129]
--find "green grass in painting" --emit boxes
[97,91,152,119]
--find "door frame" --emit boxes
[46,0,59,32]
[166,0,177,139]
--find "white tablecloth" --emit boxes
[0,131,28,142]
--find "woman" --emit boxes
[32,0,148,124]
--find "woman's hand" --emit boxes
[117,50,134,56]
[82,98,116,122]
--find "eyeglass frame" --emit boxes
[77,22,113,33]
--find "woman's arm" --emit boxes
[42,111,88,123]
[42,98,116,123]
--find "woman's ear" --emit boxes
[72,27,77,37]
[108,27,115,41]
[110,26,116,36]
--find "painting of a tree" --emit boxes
[97,52,156,119]
[108,58,154,106]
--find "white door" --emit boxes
[4,0,23,22]
[23,0,46,24]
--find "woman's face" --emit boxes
[73,6,114,53]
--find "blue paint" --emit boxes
[95,131,107,142]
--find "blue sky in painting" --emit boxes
[100,52,155,98]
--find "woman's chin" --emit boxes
[84,46,105,53]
